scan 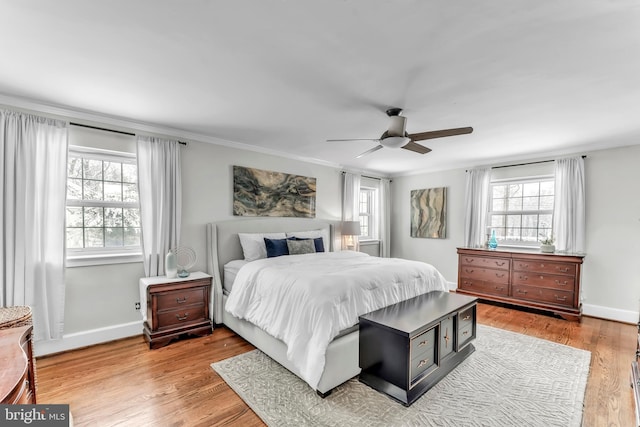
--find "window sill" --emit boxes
[66,252,143,268]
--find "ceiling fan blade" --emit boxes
[326,138,380,142]
[356,145,384,158]
[408,127,473,141]
[401,141,432,155]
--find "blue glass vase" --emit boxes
[488,230,498,249]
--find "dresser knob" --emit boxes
[555,296,567,302]
[176,297,188,304]
[418,340,428,347]
[462,315,471,321]
[176,313,189,321]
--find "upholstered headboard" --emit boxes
[206,218,335,323]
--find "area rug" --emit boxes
[211,325,590,426]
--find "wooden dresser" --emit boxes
[359,291,477,406]
[1,325,37,404]
[457,247,585,321]
[141,272,213,349]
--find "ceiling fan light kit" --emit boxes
[327,107,473,159]
[382,136,411,148]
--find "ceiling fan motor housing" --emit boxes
[387,115,407,137]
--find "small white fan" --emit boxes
[174,246,197,278]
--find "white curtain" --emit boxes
[342,172,361,251]
[379,178,391,257]
[0,109,68,341]
[463,167,492,248]
[553,156,586,253]
[137,136,182,277]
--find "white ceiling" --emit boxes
[1,1,639,176]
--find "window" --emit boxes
[359,187,377,240]
[488,177,554,246]
[66,146,141,262]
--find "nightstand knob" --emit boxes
[176,297,188,304]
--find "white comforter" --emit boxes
[225,251,448,389]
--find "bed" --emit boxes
[206,218,448,396]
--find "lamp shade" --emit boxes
[342,220,361,236]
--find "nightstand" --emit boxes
[140,272,212,349]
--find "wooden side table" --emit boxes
[140,272,213,349]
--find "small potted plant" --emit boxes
[539,234,555,253]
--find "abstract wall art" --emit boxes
[233,166,316,217]
[410,187,447,238]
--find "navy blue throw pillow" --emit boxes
[264,238,289,257]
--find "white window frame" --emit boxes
[359,186,378,241]
[488,175,554,248]
[66,145,143,267]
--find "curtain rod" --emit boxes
[341,171,391,181]
[70,122,188,145]
[466,155,587,172]
[492,155,586,170]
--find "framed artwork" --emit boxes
[410,187,447,238]
[233,166,316,218]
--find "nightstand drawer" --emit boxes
[157,287,206,311]
[157,305,207,329]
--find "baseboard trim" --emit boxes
[582,303,638,324]
[35,321,143,357]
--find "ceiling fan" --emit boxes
[327,108,473,158]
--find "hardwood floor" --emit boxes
[36,303,637,427]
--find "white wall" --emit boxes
[391,145,640,323]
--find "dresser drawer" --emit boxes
[410,327,436,359]
[512,272,575,290]
[458,323,474,349]
[512,259,576,276]
[460,255,510,270]
[156,305,207,329]
[157,287,206,311]
[410,346,436,384]
[458,306,475,331]
[459,278,508,296]
[511,284,574,307]
[459,266,509,284]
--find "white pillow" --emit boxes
[238,232,287,261]
[286,229,330,251]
